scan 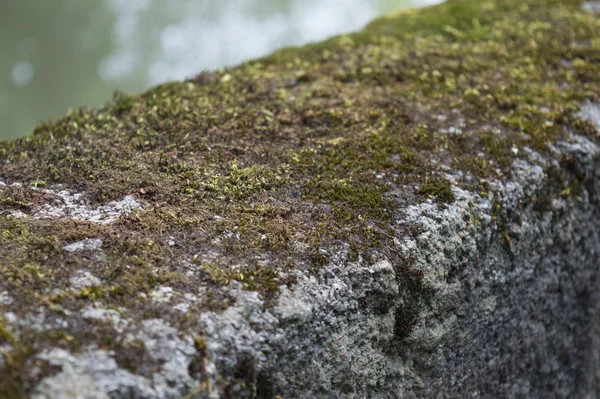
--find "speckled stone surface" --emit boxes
[0,0,599,397]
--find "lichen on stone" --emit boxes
[0,0,599,397]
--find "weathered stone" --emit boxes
[0,0,599,398]
[63,238,103,252]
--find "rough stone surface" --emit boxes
[8,188,144,224]
[63,238,103,252]
[0,0,599,398]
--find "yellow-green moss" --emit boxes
[0,0,599,393]
[417,178,456,203]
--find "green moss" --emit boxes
[0,328,37,399]
[417,178,456,203]
[201,261,287,295]
[0,318,15,345]
[111,90,135,114]
[304,180,384,217]
[0,351,31,399]
[77,285,106,301]
[201,161,280,200]
[0,0,598,390]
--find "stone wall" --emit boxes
[0,0,599,397]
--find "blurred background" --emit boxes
[0,0,440,141]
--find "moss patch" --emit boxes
[417,177,456,203]
[0,0,599,393]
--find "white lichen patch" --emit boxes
[16,307,70,333]
[579,100,600,130]
[32,349,157,399]
[3,312,17,325]
[82,306,122,325]
[33,191,143,224]
[82,305,130,334]
[0,291,13,306]
[69,270,101,289]
[1,184,144,224]
[63,238,103,252]
[149,286,175,303]
[149,285,199,313]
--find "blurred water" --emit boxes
[0,0,439,140]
